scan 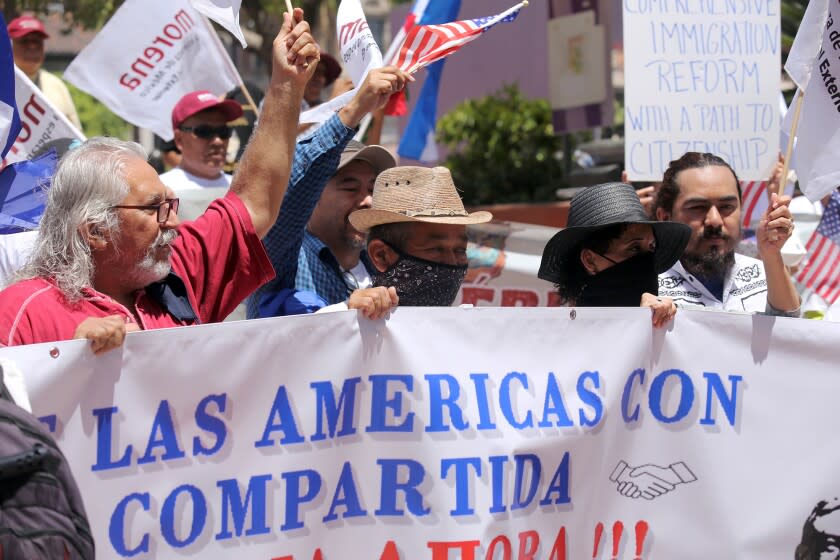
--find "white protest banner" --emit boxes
[788,2,840,202]
[299,0,383,124]
[4,307,840,558]
[2,67,86,167]
[64,0,239,141]
[623,2,780,181]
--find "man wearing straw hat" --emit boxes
[344,165,493,308]
[254,165,493,315]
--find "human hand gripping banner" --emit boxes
[3,308,840,558]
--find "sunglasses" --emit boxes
[179,125,233,140]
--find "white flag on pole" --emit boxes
[784,0,830,89]
[789,1,840,202]
[299,0,383,124]
[3,67,85,166]
[64,0,240,140]
[189,0,248,48]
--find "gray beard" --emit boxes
[680,249,736,282]
[124,229,178,288]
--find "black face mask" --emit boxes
[371,245,468,307]
[576,252,659,307]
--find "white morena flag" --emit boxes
[789,1,840,202]
[64,0,240,140]
[784,0,830,89]
[189,0,248,48]
[299,0,384,124]
[3,67,85,166]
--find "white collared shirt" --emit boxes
[658,253,776,314]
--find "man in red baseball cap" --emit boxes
[7,14,81,130]
[160,90,243,191]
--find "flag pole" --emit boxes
[778,89,805,197]
[200,15,261,119]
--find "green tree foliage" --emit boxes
[436,84,564,205]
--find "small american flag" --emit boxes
[796,191,840,303]
[394,2,525,74]
[740,180,769,228]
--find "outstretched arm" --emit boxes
[231,8,318,238]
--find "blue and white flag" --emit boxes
[396,0,462,162]
[0,13,22,160]
[0,150,58,234]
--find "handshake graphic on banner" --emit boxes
[610,460,697,500]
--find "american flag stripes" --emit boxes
[740,180,769,228]
[394,2,525,74]
[796,191,840,304]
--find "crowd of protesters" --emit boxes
[0,10,814,354]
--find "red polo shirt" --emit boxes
[0,191,274,347]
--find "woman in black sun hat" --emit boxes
[539,182,691,327]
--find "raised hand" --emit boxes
[757,192,794,258]
[274,8,319,86]
[339,66,414,127]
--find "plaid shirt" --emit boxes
[246,114,356,318]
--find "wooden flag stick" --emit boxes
[284,0,294,14]
[777,89,805,198]
[200,15,260,119]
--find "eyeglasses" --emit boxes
[178,125,233,140]
[113,198,179,224]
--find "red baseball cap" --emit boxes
[7,15,49,39]
[171,91,243,130]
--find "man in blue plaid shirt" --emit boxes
[247,66,411,318]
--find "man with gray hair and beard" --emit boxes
[0,9,319,352]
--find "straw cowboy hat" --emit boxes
[538,182,691,285]
[349,166,492,232]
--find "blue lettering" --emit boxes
[622,368,645,423]
[310,378,361,441]
[649,369,695,423]
[425,374,469,432]
[281,470,322,531]
[366,375,415,433]
[539,452,571,505]
[577,371,603,427]
[538,373,574,428]
[375,459,429,516]
[92,406,133,472]
[323,462,368,522]
[109,492,150,557]
[469,373,497,430]
[215,475,271,540]
[160,485,206,548]
[255,386,304,447]
[137,400,186,465]
[440,457,482,516]
[511,454,540,510]
[193,393,227,457]
[700,372,742,426]
[499,372,533,429]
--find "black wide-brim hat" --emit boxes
[538,182,691,285]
